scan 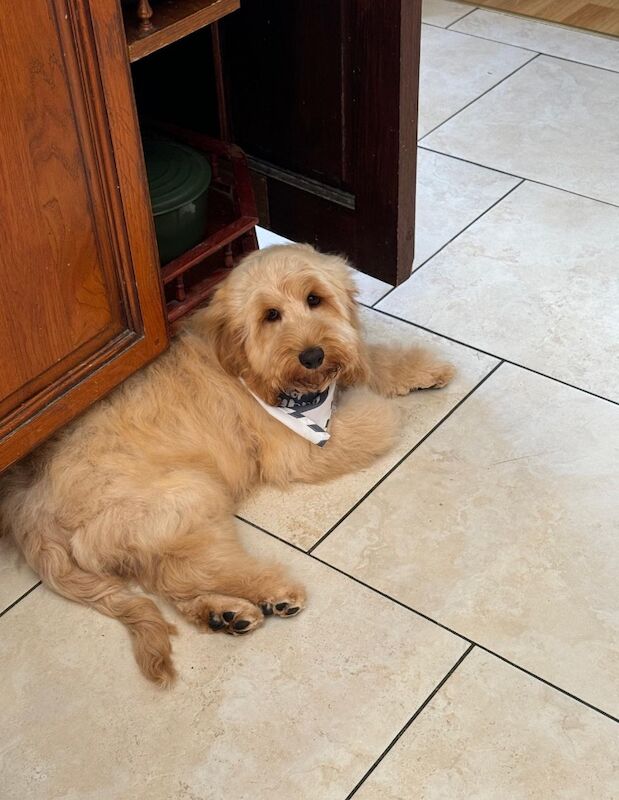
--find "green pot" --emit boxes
[143,136,212,265]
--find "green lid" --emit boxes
[143,137,212,216]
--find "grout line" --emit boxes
[374,178,525,307]
[239,515,619,725]
[445,7,478,29]
[417,147,619,210]
[473,643,619,723]
[418,52,540,141]
[307,360,504,554]
[0,581,41,619]
[417,144,521,179]
[515,51,619,77]
[367,289,393,307]
[310,552,473,644]
[236,515,309,554]
[368,307,619,407]
[344,644,476,799]
[443,19,619,75]
[315,554,619,725]
[421,21,453,31]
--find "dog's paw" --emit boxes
[258,584,307,619]
[409,364,456,391]
[209,601,264,636]
[425,362,456,389]
[385,361,456,395]
[178,595,264,635]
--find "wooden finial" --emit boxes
[137,0,154,34]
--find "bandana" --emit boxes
[242,381,336,446]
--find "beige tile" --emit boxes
[453,9,619,72]
[418,25,534,138]
[256,226,392,306]
[422,0,474,28]
[351,272,392,307]
[355,649,619,800]
[240,309,497,549]
[0,522,466,800]
[423,56,619,205]
[316,365,619,716]
[257,150,519,297]
[379,181,619,401]
[0,535,38,613]
[413,149,519,268]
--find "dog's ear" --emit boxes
[333,254,363,331]
[199,283,247,376]
[328,253,370,387]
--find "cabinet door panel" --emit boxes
[222,0,421,285]
[0,0,167,470]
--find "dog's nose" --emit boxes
[299,347,324,370]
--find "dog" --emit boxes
[0,245,454,685]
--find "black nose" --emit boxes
[299,346,324,370]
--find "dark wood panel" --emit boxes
[223,1,346,184]
[0,0,168,471]
[222,0,421,285]
[350,0,420,282]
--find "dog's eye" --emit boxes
[307,294,321,307]
[265,308,281,322]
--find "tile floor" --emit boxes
[2,2,618,798]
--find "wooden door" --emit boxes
[221,0,421,285]
[0,0,167,471]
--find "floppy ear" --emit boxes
[198,283,248,376]
[330,253,363,331]
[328,254,371,387]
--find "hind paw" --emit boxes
[177,594,264,636]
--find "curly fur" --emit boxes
[0,245,454,685]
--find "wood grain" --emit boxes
[0,0,168,472]
[472,0,619,37]
[0,5,121,411]
[125,0,239,62]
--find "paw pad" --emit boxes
[261,599,304,618]
[208,613,226,631]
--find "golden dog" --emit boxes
[0,245,454,685]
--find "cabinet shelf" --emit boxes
[154,127,259,323]
[124,0,239,63]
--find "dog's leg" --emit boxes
[148,527,306,633]
[22,529,177,686]
[360,343,455,397]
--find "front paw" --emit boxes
[385,359,456,396]
[423,362,456,390]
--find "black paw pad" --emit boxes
[208,613,225,631]
[222,611,235,622]
[275,602,288,612]
[233,619,251,631]
[285,607,300,616]
[260,603,274,616]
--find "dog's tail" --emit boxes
[35,537,177,687]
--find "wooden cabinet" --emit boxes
[0,0,168,471]
[222,0,421,285]
[0,0,421,472]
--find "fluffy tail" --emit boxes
[35,538,176,686]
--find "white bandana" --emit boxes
[243,381,336,446]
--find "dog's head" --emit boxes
[199,244,365,405]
